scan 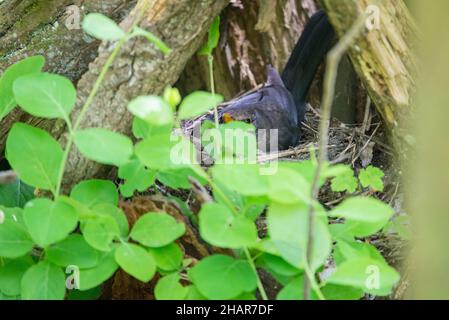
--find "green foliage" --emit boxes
[130,212,185,247]
[128,96,173,126]
[6,123,63,193]
[0,179,35,208]
[23,198,78,248]
[115,243,156,282]
[359,165,385,191]
[199,203,258,248]
[188,255,257,300]
[0,11,401,301]
[329,197,394,237]
[82,13,125,41]
[148,243,183,272]
[330,165,358,193]
[199,16,221,56]
[118,159,156,197]
[21,261,66,300]
[46,234,100,268]
[0,55,45,121]
[71,179,118,208]
[178,91,224,120]
[74,128,133,167]
[13,73,76,121]
[155,273,188,300]
[0,256,34,297]
[0,218,34,258]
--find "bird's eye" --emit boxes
[244,119,252,124]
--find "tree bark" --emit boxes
[176,0,319,100]
[0,0,135,149]
[61,0,229,190]
[320,0,417,157]
[0,0,229,191]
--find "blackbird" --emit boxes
[216,10,335,151]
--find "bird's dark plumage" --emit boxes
[215,10,335,151]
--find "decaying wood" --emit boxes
[176,0,319,101]
[320,0,418,157]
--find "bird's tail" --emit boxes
[281,10,335,124]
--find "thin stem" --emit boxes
[191,164,268,299]
[55,0,153,195]
[303,13,368,300]
[303,259,325,300]
[208,55,219,129]
[244,247,268,300]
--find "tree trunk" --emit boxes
[320,0,417,157]
[176,0,319,100]
[0,0,135,149]
[0,0,229,191]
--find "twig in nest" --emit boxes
[351,122,381,166]
[304,12,369,300]
[257,144,339,163]
[0,170,16,185]
[189,177,213,204]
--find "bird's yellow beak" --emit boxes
[222,113,234,124]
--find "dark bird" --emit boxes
[216,10,335,151]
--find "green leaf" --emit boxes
[0,207,26,227]
[135,134,195,170]
[83,215,120,252]
[71,179,119,208]
[91,203,129,237]
[384,215,411,240]
[267,166,311,204]
[74,128,133,167]
[21,261,66,300]
[23,198,78,248]
[115,243,156,282]
[256,254,301,277]
[118,159,156,197]
[330,165,358,193]
[6,123,63,192]
[155,273,188,300]
[46,234,100,268]
[334,239,385,265]
[326,257,400,296]
[185,285,207,300]
[211,164,269,196]
[0,256,34,296]
[0,179,35,208]
[199,203,258,248]
[329,197,395,237]
[178,91,223,120]
[82,13,125,41]
[78,251,119,291]
[198,16,220,55]
[321,284,364,300]
[128,96,173,126]
[132,27,171,54]
[130,212,185,247]
[359,166,385,191]
[132,117,172,139]
[0,219,33,258]
[277,276,318,300]
[0,56,45,120]
[13,73,76,120]
[267,202,331,270]
[157,167,206,189]
[163,86,181,109]
[188,255,257,300]
[148,243,183,272]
